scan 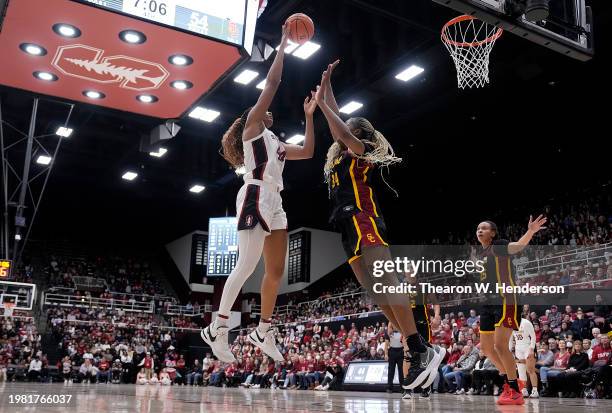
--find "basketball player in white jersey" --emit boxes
[510,314,539,398]
[201,24,318,362]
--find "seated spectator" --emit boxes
[443,344,478,394]
[27,355,42,382]
[159,368,172,386]
[175,354,186,385]
[136,369,147,385]
[536,341,555,373]
[541,340,570,395]
[97,358,111,383]
[550,340,590,397]
[209,361,225,387]
[467,351,499,395]
[78,359,95,384]
[111,359,122,384]
[186,360,203,386]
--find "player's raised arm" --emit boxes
[507,215,547,255]
[323,60,341,116]
[285,90,317,160]
[243,25,290,141]
[315,68,366,155]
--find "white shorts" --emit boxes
[515,346,533,360]
[236,181,287,233]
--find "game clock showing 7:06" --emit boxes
[0,260,12,278]
[122,0,176,26]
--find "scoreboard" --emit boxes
[80,0,261,51]
[287,231,310,285]
[0,260,12,278]
[206,217,238,277]
[344,361,399,385]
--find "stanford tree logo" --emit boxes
[52,44,169,91]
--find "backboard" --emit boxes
[432,0,593,61]
[0,280,36,311]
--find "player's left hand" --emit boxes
[304,90,317,116]
[527,214,547,233]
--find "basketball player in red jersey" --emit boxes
[314,61,445,391]
[476,216,546,405]
[202,24,318,363]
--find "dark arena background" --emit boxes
[0,0,611,412]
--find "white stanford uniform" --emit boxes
[512,318,536,360]
[237,128,287,232]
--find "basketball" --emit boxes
[286,13,314,45]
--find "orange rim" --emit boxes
[442,15,503,48]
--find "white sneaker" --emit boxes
[521,387,530,398]
[466,388,475,395]
[314,385,322,391]
[201,324,236,363]
[248,328,284,362]
[402,390,412,399]
[455,389,465,395]
[530,389,539,399]
[252,384,260,389]
[411,345,447,390]
[321,384,329,391]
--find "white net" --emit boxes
[442,15,503,89]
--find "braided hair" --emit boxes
[220,107,252,168]
[324,117,402,182]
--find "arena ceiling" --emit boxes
[0,0,610,246]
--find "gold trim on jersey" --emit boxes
[349,159,362,211]
[369,216,388,246]
[352,216,363,255]
[348,255,361,264]
[507,259,519,328]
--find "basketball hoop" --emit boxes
[442,15,503,89]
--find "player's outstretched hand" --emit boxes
[527,214,547,233]
[326,59,340,80]
[304,90,317,116]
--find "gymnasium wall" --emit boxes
[242,227,345,295]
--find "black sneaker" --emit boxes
[402,345,443,390]
[421,387,431,398]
